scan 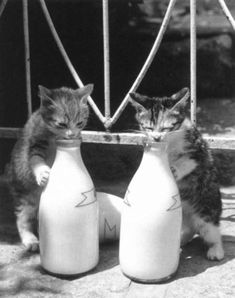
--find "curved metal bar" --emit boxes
[218,0,235,31]
[108,0,177,128]
[38,0,106,124]
[22,0,32,117]
[0,0,8,19]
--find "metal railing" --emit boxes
[0,0,235,148]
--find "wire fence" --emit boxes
[0,0,235,148]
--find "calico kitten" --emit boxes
[7,84,93,251]
[129,88,224,260]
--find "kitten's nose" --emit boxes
[66,130,75,138]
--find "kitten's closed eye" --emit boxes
[161,126,174,132]
[76,121,84,127]
[57,122,68,129]
[143,126,153,131]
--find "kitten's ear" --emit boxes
[129,92,142,102]
[170,87,190,111]
[38,85,55,108]
[129,92,146,113]
[75,84,94,105]
[38,85,52,99]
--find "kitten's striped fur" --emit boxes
[130,88,224,260]
[7,84,93,251]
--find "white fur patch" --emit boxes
[180,207,224,260]
[170,157,197,181]
[164,129,186,156]
[193,217,224,260]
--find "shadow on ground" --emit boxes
[177,235,235,280]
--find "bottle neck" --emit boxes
[56,139,81,148]
[55,139,83,163]
[144,141,168,156]
[142,141,169,169]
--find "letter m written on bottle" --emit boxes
[103,218,117,240]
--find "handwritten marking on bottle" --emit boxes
[167,194,181,212]
[75,188,97,208]
[104,218,117,240]
[123,189,131,207]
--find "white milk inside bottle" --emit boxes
[39,139,99,276]
[119,141,182,283]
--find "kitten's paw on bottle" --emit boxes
[35,165,50,186]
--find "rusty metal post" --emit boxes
[190,0,197,125]
[23,0,32,117]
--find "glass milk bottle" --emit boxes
[39,139,99,276]
[119,141,182,283]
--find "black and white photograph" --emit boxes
[0,0,235,297]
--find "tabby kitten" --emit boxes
[7,84,93,251]
[129,88,224,260]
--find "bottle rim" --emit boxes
[56,138,82,147]
[145,141,168,149]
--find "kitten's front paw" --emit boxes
[35,165,50,186]
[207,245,224,261]
[22,234,39,252]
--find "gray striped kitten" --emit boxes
[129,88,224,260]
[7,84,93,251]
